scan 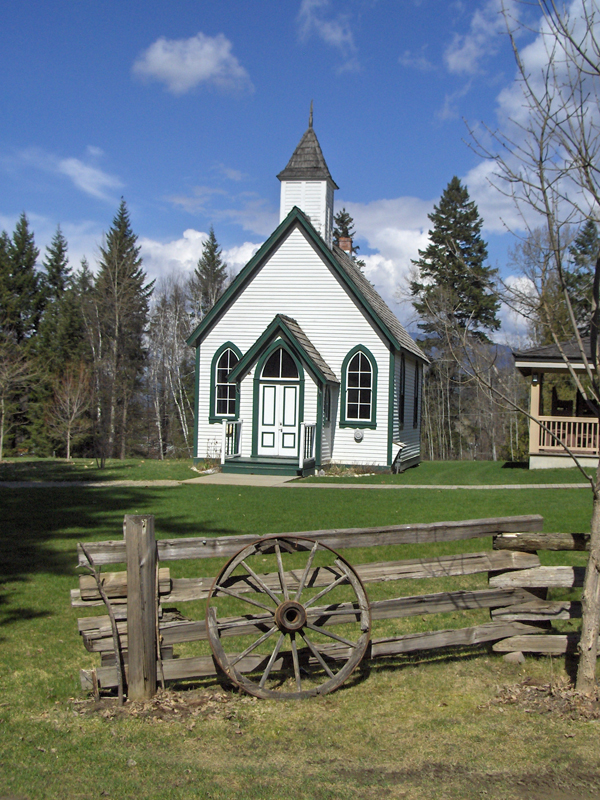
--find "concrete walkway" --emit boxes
[183,473,296,487]
[0,475,590,489]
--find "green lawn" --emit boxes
[0,474,598,799]
[0,456,205,482]
[304,459,594,484]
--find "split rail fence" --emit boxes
[72,514,589,698]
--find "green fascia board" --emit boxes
[186,207,310,347]
[186,206,402,352]
[227,314,337,387]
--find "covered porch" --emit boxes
[514,338,599,469]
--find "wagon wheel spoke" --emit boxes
[294,540,319,601]
[207,536,370,699]
[275,542,289,601]
[303,570,348,609]
[213,583,275,614]
[258,632,286,689]
[290,632,302,692]
[305,622,358,648]
[240,559,281,605]
[298,631,336,679]
[229,625,277,667]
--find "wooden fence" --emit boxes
[73,514,588,697]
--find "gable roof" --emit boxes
[228,314,338,385]
[513,336,591,374]
[276,125,339,189]
[513,337,591,363]
[186,206,427,364]
[332,244,426,362]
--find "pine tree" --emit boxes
[4,214,42,345]
[42,225,71,302]
[94,200,154,459]
[410,177,499,340]
[333,208,365,270]
[193,226,228,317]
[566,219,599,336]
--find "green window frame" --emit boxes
[209,342,242,423]
[340,345,378,429]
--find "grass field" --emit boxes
[0,461,599,799]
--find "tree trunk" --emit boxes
[576,467,600,694]
[0,396,5,461]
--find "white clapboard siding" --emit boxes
[196,227,393,465]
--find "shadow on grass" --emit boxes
[0,484,238,626]
[501,461,529,470]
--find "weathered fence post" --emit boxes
[125,514,157,701]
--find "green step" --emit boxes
[222,457,315,477]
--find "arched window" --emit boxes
[261,347,299,380]
[210,343,241,422]
[340,346,378,429]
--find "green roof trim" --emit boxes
[186,206,422,359]
[227,314,338,387]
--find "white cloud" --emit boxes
[13,147,122,202]
[168,185,228,214]
[337,197,432,321]
[297,0,359,71]
[57,158,123,201]
[218,197,278,237]
[444,0,508,75]
[139,229,261,284]
[399,49,435,72]
[132,32,253,95]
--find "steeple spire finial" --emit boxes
[309,100,313,128]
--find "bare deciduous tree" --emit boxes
[468,0,600,693]
[47,363,91,460]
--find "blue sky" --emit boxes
[0,0,551,339]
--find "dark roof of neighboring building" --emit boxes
[513,336,591,363]
[332,244,427,363]
[276,124,339,188]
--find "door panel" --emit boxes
[258,383,299,456]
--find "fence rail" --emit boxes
[299,422,316,469]
[537,415,599,453]
[221,419,243,463]
[75,514,569,694]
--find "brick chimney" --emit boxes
[338,236,353,255]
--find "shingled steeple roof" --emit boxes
[276,107,339,188]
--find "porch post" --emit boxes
[529,374,541,455]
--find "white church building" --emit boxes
[187,115,427,476]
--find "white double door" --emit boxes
[258,383,299,457]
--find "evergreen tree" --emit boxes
[94,200,154,459]
[3,214,42,345]
[193,226,228,317]
[42,225,71,302]
[0,232,12,343]
[566,219,599,336]
[333,208,365,270]
[410,177,500,340]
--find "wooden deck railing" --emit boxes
[534,415,599,454]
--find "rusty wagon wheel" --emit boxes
[206,535,371,699]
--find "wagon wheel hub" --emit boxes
[275,600,306,633]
